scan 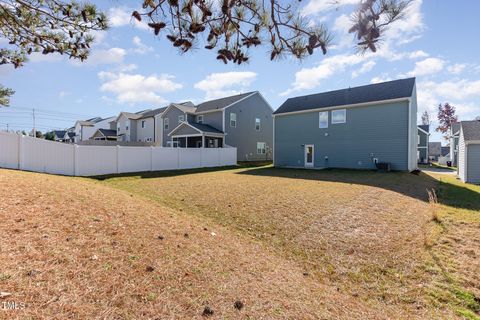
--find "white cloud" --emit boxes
[98,72,182,105]
[408,50,429,59]
[108,7,149,30]
[447,63,467,75]
[384,0,424,44]
[194,72,257,100]
[370,75,393,84]
[58,91,69,99]
[302,0,358,16]
[132,36,153,54]
[404,57,445,77]
[416,79,480,128]
[68,48,126,67]
[281,54,366,95]
[352,60,376,78]
[118,64,138,72]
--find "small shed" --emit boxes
[458,120,480,184]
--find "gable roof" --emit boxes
[418,125,429,134]
[461,120,480,142]
[428,142,442,156]
[168,121,224,136]
[188,122,224,134]
[274,78,416,115]
[53,130,67,138]
[97,128,117,137]
[161,102,197,118]
[138,107,167,119]
[195,92,257,113]
[451,122,461,136]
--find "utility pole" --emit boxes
[32,108,36,137]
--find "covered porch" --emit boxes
[168,122,225,148]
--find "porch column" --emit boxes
[186,136,188,148]
[202,134,205,148]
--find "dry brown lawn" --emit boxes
[0,165,478,319]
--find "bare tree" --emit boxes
[421,110,430,125]
[134,0,411,64]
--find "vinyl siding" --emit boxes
[135,117,155,142]
[224,93,273,161]
[161,107,186,146]
[274,100,410,171]
[467,144,480,184]
[200,111,223,131]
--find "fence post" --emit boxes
[74,145,79,176]
[116,145,120,174]
[150,146,154,172]
[18,134,24,170]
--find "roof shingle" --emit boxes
[461,120,480,141]
[195,92,256,113]
[274,78,416,115]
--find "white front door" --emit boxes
[305,144,314,168]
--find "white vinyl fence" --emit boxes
[0,131,237,176]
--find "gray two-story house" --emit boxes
[159,92,273,161]
[273,78,418,171]
[417,125,429,164]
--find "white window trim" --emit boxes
[230,112,237,128]
[255,118,261,131]
[331,109,346,124]
[318,111,328,128]
[178,115,185,124]
[141,120,146,128]
[164,118,169,131]
[257,142,266,154]
[197,115,204,124]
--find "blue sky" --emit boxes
[0,0,479,143]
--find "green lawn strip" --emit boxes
[426,174,480,318]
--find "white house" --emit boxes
[458,120,480,184]
[73,117,115,143]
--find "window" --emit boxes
[126,125,129,131]
[319,111,328,128]
[178,115,184,123]
[230,113,237,127]
[331,109,346,124]
[255,118,261,131]
[117,126,120,131]
[141,120,146,128]
[164,118,169,131]
[197,115,204,124]
[257,142,266,154]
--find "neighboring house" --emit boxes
[91,129,118,141]
[115,111,148,142]
[428,142,441,161]
[73,117,115,143]
[449,122,461,166]
[135,107,167,143]
[53,130,69,143]
[273,78,418,171]
[417,125,429,164]
[159,92,273,161]
[441,146,450,157]
[458,120,480,184]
